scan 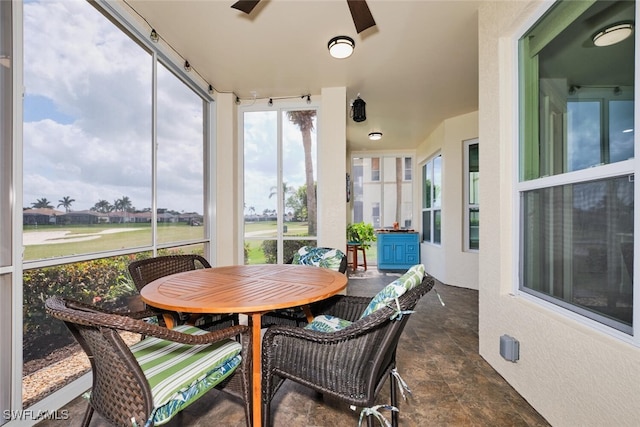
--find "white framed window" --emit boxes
[422,154,442,245]
[404,156,412,181]
[518,0,635,335]
[464,139,479,251]
[371,157,380,181]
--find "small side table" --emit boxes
[346,243,367,271]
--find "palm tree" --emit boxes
[57,196,75,212]
[268,183,294,200]
[31,198,53,209]
[287,110,317,235]
[91,199,112,214]
[116,196,132,212]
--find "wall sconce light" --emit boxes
[593,22,633,47]
[328,36,355,59]
[150,29,159,43]
[368,132,383,141]
[306,95,311,104]
[208,85,214,95]
[184,61,192,72]
[268,98,273,107]
[235,96,241,105]
[351,95,366,122]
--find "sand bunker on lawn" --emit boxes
[23,228,142,245]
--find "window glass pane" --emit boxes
[521,176,633,330]
[283,110,317,237]
[423,163,432,209]
[433,155,442,208]
[371,157,380,181]
[380,157,412,228]
[609,99,634,163]
[404,157,412,180]
[434,210,442,244]
[0,0,10,267]
[23,0,152,261]
[469,208,479,250]
[521,0,634,180]
[567,101,601,171]
[469,143,479,205]
[243,111,277,263]
[157,64,205,244]
[422,210,431,242]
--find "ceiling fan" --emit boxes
[231,0,376,34]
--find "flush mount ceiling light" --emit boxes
[368,132,383,141]
[593,22,634,47]
[328,36,355,59]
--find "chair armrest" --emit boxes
[49,297,249,346]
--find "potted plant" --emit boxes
[346,222,377,249]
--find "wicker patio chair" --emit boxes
[45,296,251,427]
[128,254,238,330]
[261,246,348,328]
[261,269,435,427]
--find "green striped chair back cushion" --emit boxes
[129,324,242,425]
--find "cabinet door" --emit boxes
[392,241,406,263]
[379,238,395,264]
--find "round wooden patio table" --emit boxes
[140,264,348,427]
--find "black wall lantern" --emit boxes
[351,95,366,122]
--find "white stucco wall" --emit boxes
[478,2,640,426]
[318,87,348,250]
[416,111,479,289]
[213,92,239,266]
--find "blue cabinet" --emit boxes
[377,232,420,271]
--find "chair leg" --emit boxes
[81,404,94,427]
[389,371,399,427]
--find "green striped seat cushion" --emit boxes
[359,264,425,319]
[129,324,242,425]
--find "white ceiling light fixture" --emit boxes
[593,22,634,47]
[328,36,355,59]
[368,132,383,141]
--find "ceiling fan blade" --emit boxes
[231,0,261,14]
[347,0,376,34]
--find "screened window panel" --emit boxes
[157,63,205,244]
[521,176,633,330]
[23,0,152,260]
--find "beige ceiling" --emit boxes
[124,0,480,152]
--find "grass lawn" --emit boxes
[24,221,378,264]
[23,223,205,260]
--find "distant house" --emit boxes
[131,211,152,223]
[179,212,203,225]
[22,208,65,225]
[61,210,104,225]
[157,212,177,223]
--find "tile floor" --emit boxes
[37,269,550,427]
